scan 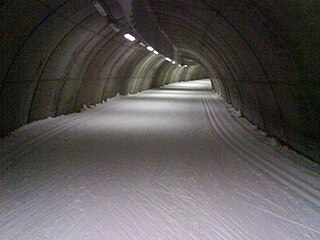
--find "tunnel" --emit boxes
[1,1,319,239]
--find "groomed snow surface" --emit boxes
[1,79,319,240]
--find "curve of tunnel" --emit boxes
[0,0,319,161]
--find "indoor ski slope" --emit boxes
[1,80,319,240]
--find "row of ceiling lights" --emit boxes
[124,33,188,68]
[93,1,188,68]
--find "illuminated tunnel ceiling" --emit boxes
[0,0,319,161]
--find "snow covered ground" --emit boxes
[1,79,319,240]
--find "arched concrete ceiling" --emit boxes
[0,0,319,161]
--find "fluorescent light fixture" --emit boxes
[153,50,159,54]
[110,23,120,32]
[93,1,108,16]
[184,65,188,68]
[178,64,181,66]
[165,57,172,62]
[124,33,136,41]
[146,46,154,51]
[139,42,146,47]
[172,61,176,64]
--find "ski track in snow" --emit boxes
[0,79,319,240]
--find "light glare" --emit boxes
[147,46,154,51]
[124,33,136,41]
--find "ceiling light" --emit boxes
[184,65,188,68]
[124,33,136,41]
[139,42,146,47]
[146,46,154,51]
[172,61,176,64]
[153,50,159,54]
[178,64,181,66]
[93,1,108,16]
[165,57,172,62]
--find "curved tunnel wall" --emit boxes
[0,1,319,161]
[146,0,319,161]
[0,0,207,137]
